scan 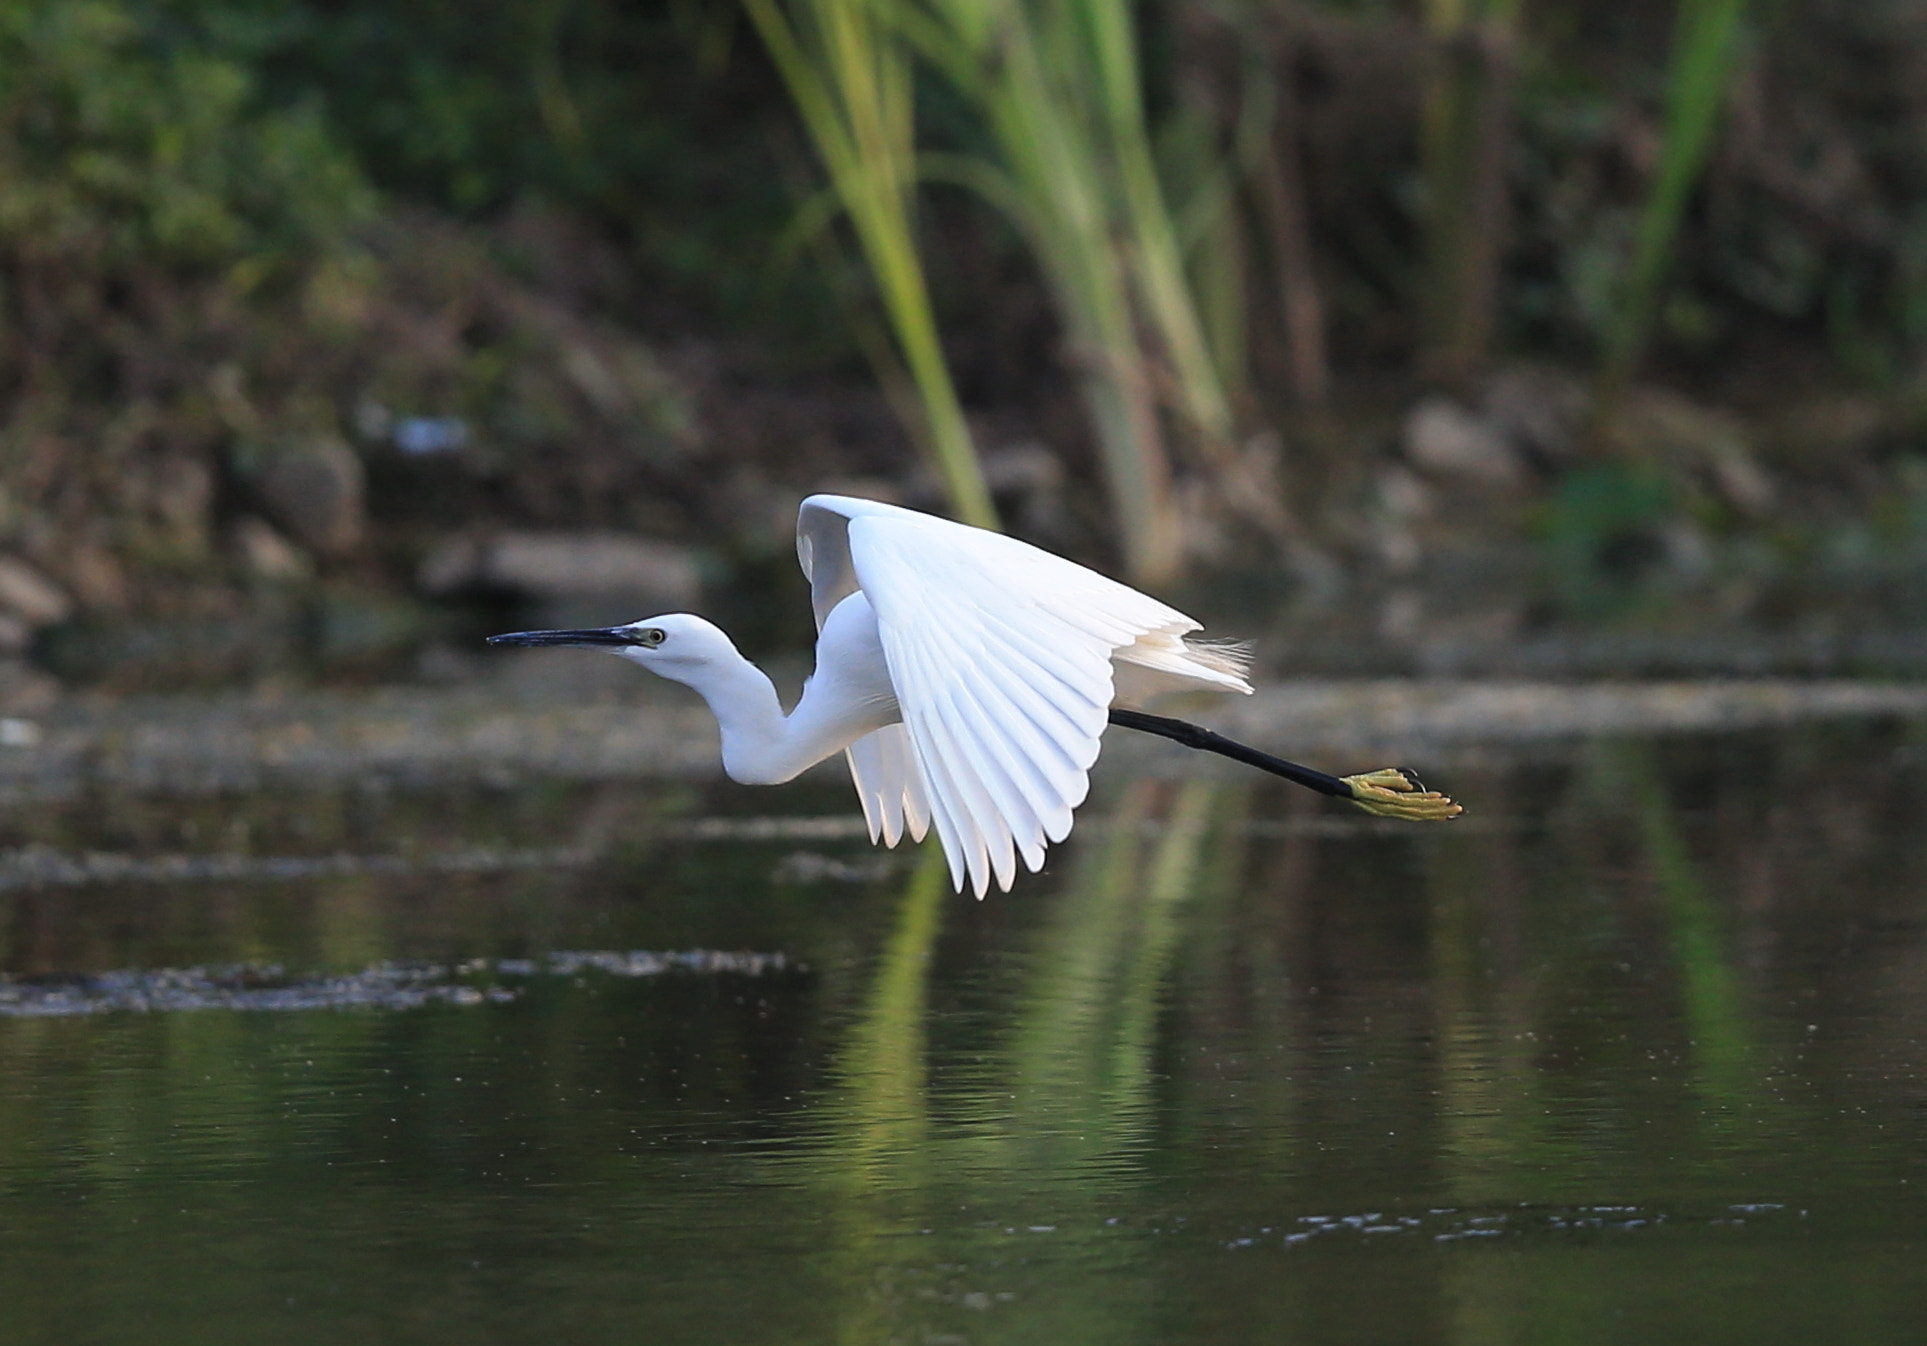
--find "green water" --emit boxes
[3,725,1926,1343]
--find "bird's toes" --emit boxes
[1342,769,1463,821]
[1344,767,1420,794]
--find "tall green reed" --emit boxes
[896,0,1262,582]
[1594,0,1749,421]
[743,0,999,529]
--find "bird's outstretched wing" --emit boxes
[798,494,1203,896]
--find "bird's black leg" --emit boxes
[1106,709,1462,820]
[1107,709,1353,796]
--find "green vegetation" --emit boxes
[0,0,1922,618]
[0,2,369,267]
[888,0,1241,579]
[742,0,997,529]
[1593,0,1752,424]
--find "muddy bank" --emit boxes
[0,677,1919,803]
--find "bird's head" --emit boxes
[487,613,741,684]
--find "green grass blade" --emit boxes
[892,0,1263,580]
[744,0,999,529]
[1597,0,1749,408]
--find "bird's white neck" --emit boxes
[666,645,894,786]
[631,591,899,786]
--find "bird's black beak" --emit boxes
[487,627,638,648]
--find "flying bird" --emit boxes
[489,494,1460,896]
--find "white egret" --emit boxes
[489,493,1459,896]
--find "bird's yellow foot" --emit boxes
[1342,767,1463,821]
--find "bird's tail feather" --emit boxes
[1112,630,1254,696]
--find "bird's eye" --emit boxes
[636,627,666,648]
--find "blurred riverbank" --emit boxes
[0,671,1917,805]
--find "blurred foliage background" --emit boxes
[3,0,1927,667]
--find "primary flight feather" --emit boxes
[490,493,1459,897]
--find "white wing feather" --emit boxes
[844,724,930,847]
[799,494,1213,897]
[797,501,933,850]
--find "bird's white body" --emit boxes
[525,495,1252,896]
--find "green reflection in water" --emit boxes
[1613,744,1754,1108]
[832,844,948,1184]
[1005,779,1234,1161]
[803,779,1244,1344]
[818,844,946,1344]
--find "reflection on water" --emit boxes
[4,722,1927,1343]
